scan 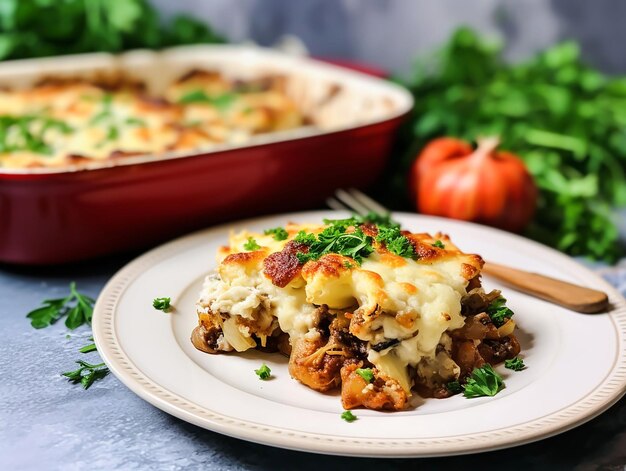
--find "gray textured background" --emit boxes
[153,0,625,75]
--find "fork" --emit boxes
[327,188,609,314]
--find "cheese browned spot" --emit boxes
[263,241,309,288]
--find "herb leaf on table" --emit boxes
[62,360,109,390]
[26,282,95,330]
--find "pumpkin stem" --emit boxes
[471,136,500,163]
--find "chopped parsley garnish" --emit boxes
[255,364,271,380]
[341,410,357,422]
[61,360,109,390]
[504,357,526,371]
[105,125,119,141]
[355,368,374,383]
[243,237,261,251]
[26,282,95,330]
[344,261,355,269]
[295,224,373,264]
[125,117,146,126]
[152,297,171,312]
[463,364,505,398]
[293,212,417,264]
[375,225,416,259]
[178,90,238,111]
[486,296,514,327]
[0,115,73,155]
[446,380,462,394]
[432,240,445,249]
[323,211,399,230]
[264,227,289,241]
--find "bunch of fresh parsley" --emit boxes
[386,27,626,261]
[0,0,223,61]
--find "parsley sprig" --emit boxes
[27,282,95,330]
[295,225,373,264]
[505,357,526,371]
[341,410,357,422]
[255,364,271,380]
[62,360,109,389]
[486,296,514,327]
[153,297,171,312]
[355,368,375,383]
[244,237,261,251]
[446,380,462,394]
[375,225,416,259]
[432,240,445,249]
[463,364,505,398]
[264,227,289,241]
[61,339,110,390]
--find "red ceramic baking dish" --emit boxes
[0,46,413,264]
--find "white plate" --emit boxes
[92,211,626,457]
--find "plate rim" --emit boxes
[92,210,626,457]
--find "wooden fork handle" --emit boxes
[482,262,609,313]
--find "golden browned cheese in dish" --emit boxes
[0,71,303,169]
[192,217,521,410]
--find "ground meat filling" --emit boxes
[192,278,521,409]
[451,287,520,380]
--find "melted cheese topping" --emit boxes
[0,72,303,169]
[196,222,483,390]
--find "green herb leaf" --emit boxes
[178,90,238,111]
[26,282,94,330]
[255,363,271,380]
[125,117,146,126]
[296,224,374,265]
[79,340,97,354]
[294,230,317,246]
[243,237,261,251]
[375,225,416,259]
[61,360,109,390]
[486,296,514,327]
[355,368,374,383]
[463,364,505,398]
[341,410,357,422]
[446,380,462,394]
[0,115,72,155]
[264,227,289,241]
[504,357,526,371]
[153,297,171,312]
[432,240,445,249]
